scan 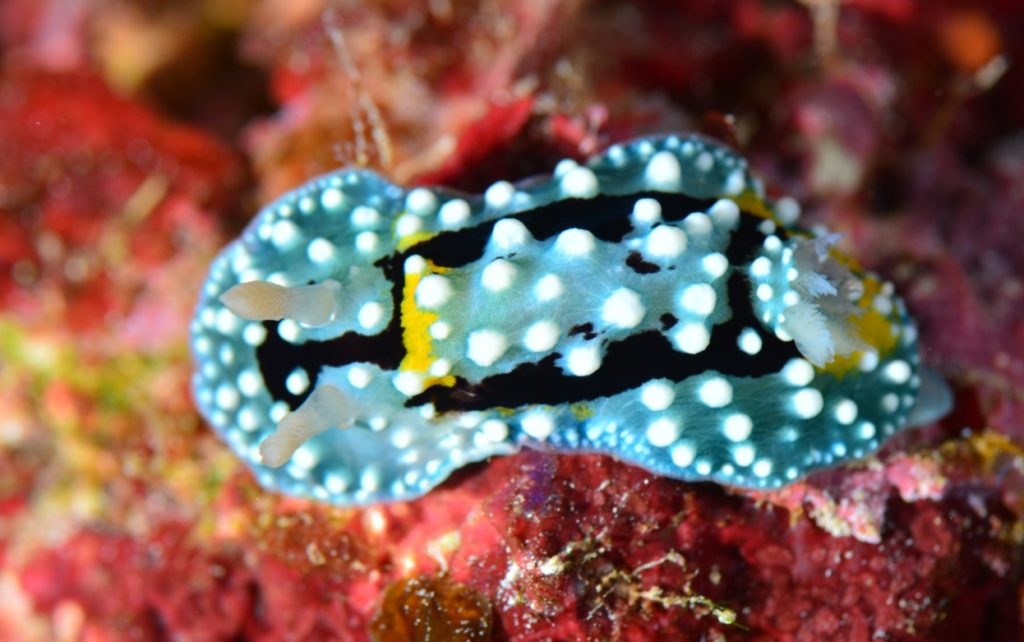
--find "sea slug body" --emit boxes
[191,134,951,505]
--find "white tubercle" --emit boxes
[259,384,352,467]
[645,151,682,188]
[561,167,599,197]
[491,218,532,249]
[220,279,340,326]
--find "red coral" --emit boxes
[4,0,1024,640]
[0,69,241,334]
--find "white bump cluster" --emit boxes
[683,213,712,235]
[645,151,682,187]
[395,214,422,237]
[874,295,894,315]
[216,384,239,410]
[481,419,509,443]
[467,329,508,367]
[723,413,753,442]
[237,370,261,397]
[732,444,755,467]
[792,389,824,418]
[285,368,310,395]
[750,256,772,277]
[695,151,714,172]
[858,422,876,440]
[632,198,662,224]
[485,181,515,208]
[521,412,555,439]
[406,187,438,215]
[556,228,597,256]
[673,323,711,354]
[439,199,471,227]
[752,460,773,478]
[355,231,379,253]
[738,328,762,355]
[775,196,801,224]
[404,255,427,274]
[535,274,564,301]
[602,288,646,329]
[307,238,335,263]
[781,359,815,386]
[671,442,696,467]
[415,275,453,308]
[523,320,559,352]
[859,351,880,372]
[351,206,380,228]
[358,302,384,329]
[278,319,300,342]
[709,200,739,228]
[271,220,301,249]
[566,345,602,376]
[646,417,681,447]
[429,359,451,377]
[320,187,343,209]
[640,381,675,411]
[243,323,266,346]
[698,377,733,408]
[884,360,911,384]
[702,253,729,279]
[429,321,451,339]
[481,259,517,292]
[680,283,717,315]
[393,371,425,396]
[491,219,530,249]
[561,166,599,197]
[348,366,372,389]
[645,225,687,258]
[834,399,858,425]
[724,171,746,195]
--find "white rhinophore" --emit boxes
[220,279,340,326]
[259,384,353,467]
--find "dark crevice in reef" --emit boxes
[256,191,794,412]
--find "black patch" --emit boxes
[625,250,660,274]
[659,313,678,330]
[255,257,407,409]
[568,323,598,340]
[722,206,788,266]
[254,191,792,412]
[410,266,798,412]
[408,191,715,268]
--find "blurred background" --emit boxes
[1,1,1023,640]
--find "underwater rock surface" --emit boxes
[2,1,1024,640]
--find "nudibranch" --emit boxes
[191,134,951,505]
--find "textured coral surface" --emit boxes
[2,1,1024,640]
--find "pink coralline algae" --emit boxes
[2,1,1024,641]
